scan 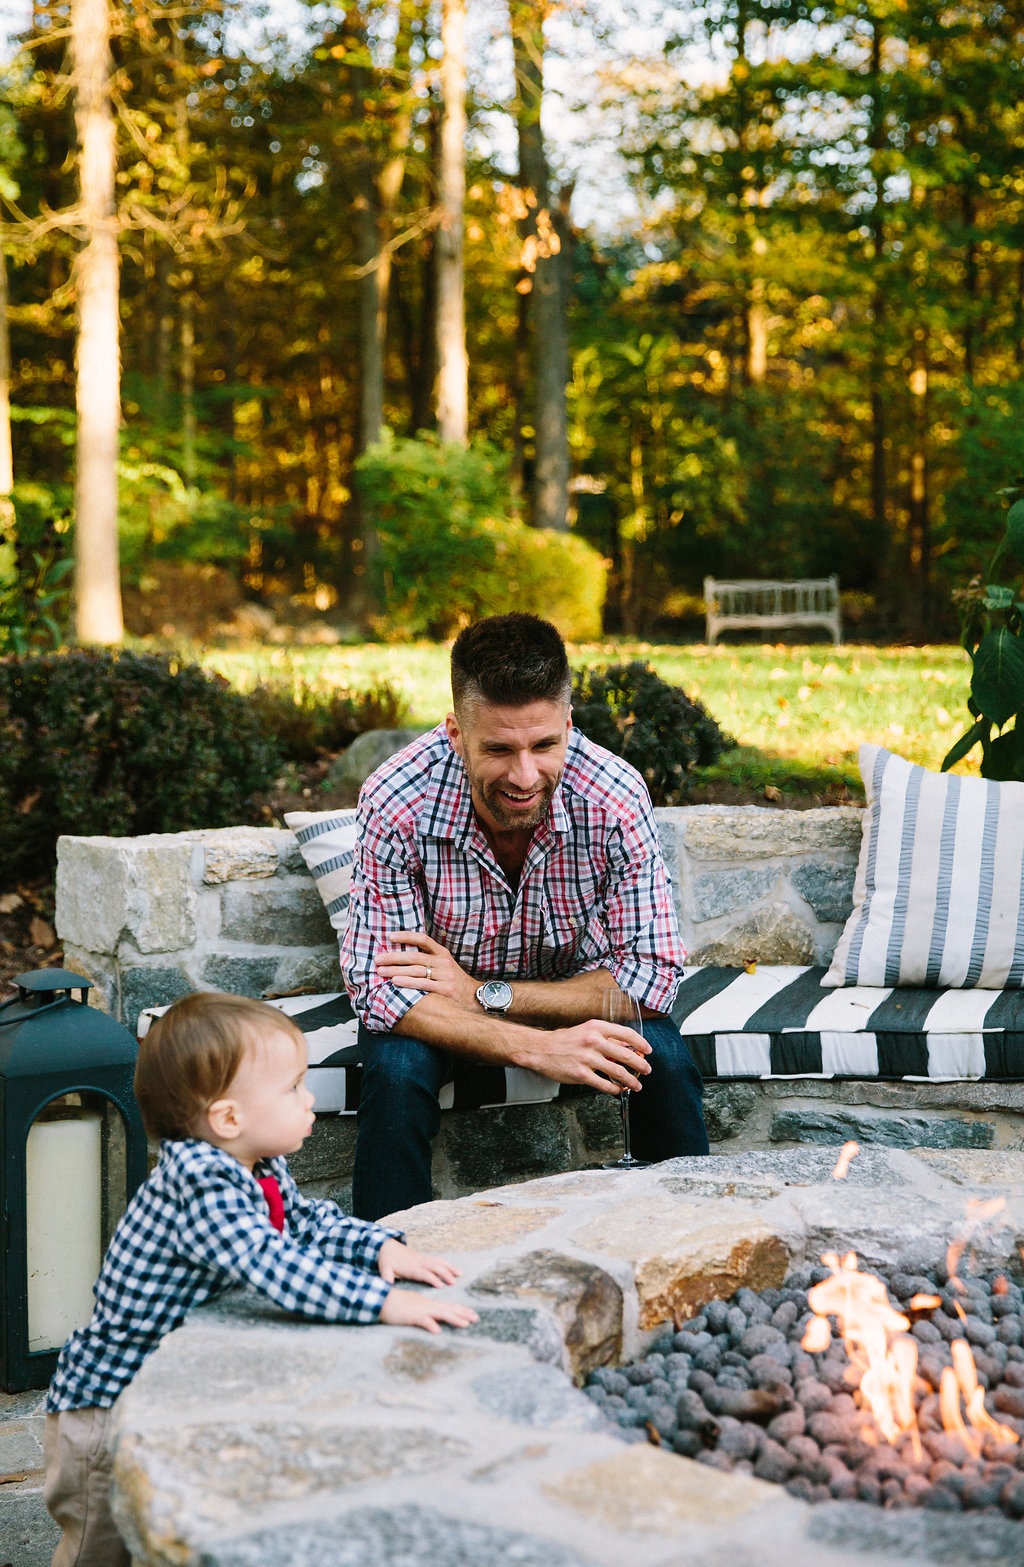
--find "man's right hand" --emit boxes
[515,1018,652,1094]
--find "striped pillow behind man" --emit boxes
[823,744,1024,989]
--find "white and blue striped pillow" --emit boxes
[824,744,1024,989]
[284,809,359,936]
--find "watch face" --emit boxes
[480,980,513,1011]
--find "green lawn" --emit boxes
[193,639,975,798]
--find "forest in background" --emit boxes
[2,0,1024,642]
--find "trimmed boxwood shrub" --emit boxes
[0,649,279,882]
[571,661,733,805]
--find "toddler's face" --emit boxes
[227,1026,316,1167]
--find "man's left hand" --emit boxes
[375,929,479,1009]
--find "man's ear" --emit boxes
[445,710,464,757]
[205,1096,242,1142]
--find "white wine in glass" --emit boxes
[601,987,650,1170]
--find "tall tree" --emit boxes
[71,0,122,644]
[511,0,569,530]
[435,0,467,444]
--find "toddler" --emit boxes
[43,991,476,1566]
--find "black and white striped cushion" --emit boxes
[137,993,563,1115]
[672,964,1024,1080]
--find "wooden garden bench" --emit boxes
[704,575,842,646]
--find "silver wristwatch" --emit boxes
[476,979,514,1014]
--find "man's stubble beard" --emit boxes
[468,764,562,832]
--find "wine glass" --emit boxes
[601,987,650,1170]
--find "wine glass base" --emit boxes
[602,1156,652,1170]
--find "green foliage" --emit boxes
[356,434,606,639]
[942,477,1024,780]
[0,650,279,882]
[0,508,74,654]
[247,676,408,762]
[571,660,734,805]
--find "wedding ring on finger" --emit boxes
[425,965,432,980]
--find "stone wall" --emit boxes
[56,805,864,1032]
[65,804,1016,1200]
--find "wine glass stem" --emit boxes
[620,1089,633,1162]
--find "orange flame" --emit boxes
[800,1248,1018,1460]
[833,1141,860,1180]
[946,1197,1005,1294]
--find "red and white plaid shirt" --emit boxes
[340,724,686,1033]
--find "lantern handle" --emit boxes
[0,993,69,1029]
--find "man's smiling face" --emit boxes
[445,698,571,836]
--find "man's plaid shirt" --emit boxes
[341,723,686,1033]
[46,1139,402,1410]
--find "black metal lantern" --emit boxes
[0,969,148,1391]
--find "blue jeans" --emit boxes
[351,1015,708,1221]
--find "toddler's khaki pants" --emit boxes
[43,1406,130,1567]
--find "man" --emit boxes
[341,613,708,1220]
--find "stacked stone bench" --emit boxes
[55,806,1024,1204]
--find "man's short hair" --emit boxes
[451,613,571,715]
[134,992,304,1140]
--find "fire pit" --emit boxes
[109,1147,1024,1567]
[585,1249,1024,1520]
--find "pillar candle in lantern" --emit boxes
[25,1110,103,1353]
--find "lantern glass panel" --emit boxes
[24,1093,133,1354]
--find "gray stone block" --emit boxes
[703,1083,758,1143]
[464,1305,566,1365]
[56,834,197,954]
[808,1496,1024,1565]
[691,904,815,967]
[443,1102,573,1189]
[472,1362,606,1428]
[201,955,281,997]
[0,1492,60,1567]
[325,728,426,792]
[790,863,855,923]
[219,882,335,946]
[62,946,119,1016]
[270,948,343,995]
[191,828,280,884]
[572,1091,623,1153]
[679,806,862,862]
[287,1116,357,1185]
[770,1108,996,1150]
[199,1506,599,1567]
[121,965,191,1031]
[470,1249,623,1378]
[691,867,776,922]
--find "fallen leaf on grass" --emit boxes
[0,893,22,914]
[29,918,56,948]
[17,792,40,815]
[763,785,783,802]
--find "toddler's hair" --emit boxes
[134,992,305,1140]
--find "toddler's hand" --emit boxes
[379,1287,478,1334]
[378,1237,461,1287]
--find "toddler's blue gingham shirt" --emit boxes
[46,1138,402,1410]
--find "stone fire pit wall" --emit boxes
[56,805,1024,1197]
[109,1148,1024,1567]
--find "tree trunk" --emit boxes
[0,245,14,534]
[180,279,197,488]
[436,0,468,444]
[511,0,569,531]
[71,0,123,645]
[909,336,930,632]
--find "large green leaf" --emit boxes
[984,584,1015,610]
[981,723,1024,782]
[941,717,989,772]
[1007,499,1024,561]
[970,628,1024,728]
